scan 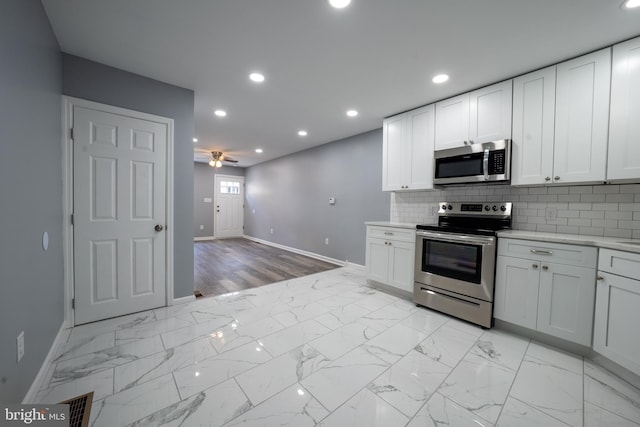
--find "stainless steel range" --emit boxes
[414,202,512,328]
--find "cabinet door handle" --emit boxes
[542,265,549,271]
[531,249,553,255]
[554,176,560,181]
[384,232,394,236]
[545,176,551,181]
[597,276,604,281]
[532,264,538,269]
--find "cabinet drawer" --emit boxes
[367,226,415,243]
[498,238,597,268]
[598,249,640,279]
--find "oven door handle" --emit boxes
[416,230,495,246]
[483,147,490,181]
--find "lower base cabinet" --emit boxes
[365,225,415,293]
[593,250,640,376]
[494,239,597,346]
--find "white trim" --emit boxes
[171,295,196,306]
[346,261,366,271]
[243,235,345,267]
[62,96,175,326]
[22,321,69,403]
[194,236,215,242]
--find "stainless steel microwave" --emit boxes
[433,139,511,185]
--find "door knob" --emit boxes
[154,224,164,232]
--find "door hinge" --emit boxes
[70,213,74,225]
[71,298,75,309]
[70,128,74,140]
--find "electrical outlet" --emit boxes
[199,225,204,230]
[270,228,274,234]
[325,237,329,245]
[430,206,438,216]
[17,331,24,363]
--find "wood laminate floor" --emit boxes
[194,238,340,297]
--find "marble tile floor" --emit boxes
[35,267,640,426]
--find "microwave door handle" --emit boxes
[483,147,490,180]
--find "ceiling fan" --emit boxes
[208,151,238,168]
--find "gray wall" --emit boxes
[194,163,245,238]
[62,54,195,299]
[244,129,390,265]
[0,0,63,402]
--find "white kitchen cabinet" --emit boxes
[512,49,611,186]
[435,80,512,150]
[608,36,640,182]
[494,255,540,330]
[553,48,611,184]
[494,238,597,346]
[536,262,596,345]
[365,225,415,293]
[382,104,435,191]
[511,66,556,186]
[593,249,640,376]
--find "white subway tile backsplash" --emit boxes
[604,228,632,238]
[579,211,605,219]
[569,186,593,194]
[594,185,620,194]
[390,183,640,238]
[605,211,633,220]
[579,227,604,236]
[568,218,592,227]
[580,194,606,203]
[606,194,635,203]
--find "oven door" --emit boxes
[415,230,496,302]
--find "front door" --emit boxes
[214,175,244,238]
[73,105,167,324]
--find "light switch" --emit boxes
[203,197,212,203]
[329,197,336,205]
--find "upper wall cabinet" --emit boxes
[553,48,611,184]
[435,80,512,150]
[382,104,435,191]
[608,36,640,182]
[512,49,611,186]
[512,66,556,186]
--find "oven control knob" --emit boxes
[500,205,506,212]
[492,205,498,211]
[484,205,490,211]
[441,204,447,211]
[447,204,453,210]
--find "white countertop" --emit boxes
[365,221,419,230]
[497,230,640,254]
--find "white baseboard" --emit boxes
[172,295,196,306]
[346,261,365,271]
[243,235,345,267]
[23,321,69,403]
[194,236,215,242]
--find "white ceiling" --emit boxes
[41,0,640,167]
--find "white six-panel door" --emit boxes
[73,106,167,324]
[214,175,245,238]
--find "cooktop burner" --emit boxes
[417,202,513,236]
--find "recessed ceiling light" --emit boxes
[192,138,198,143]
[346,110,358,117]
[214,110,227,117]
[255,148,263,153]
[249,72,265,83]
[329,0,351,8]
[624,0,640,7]
[432,74,449,84]
[298,130,308,136]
